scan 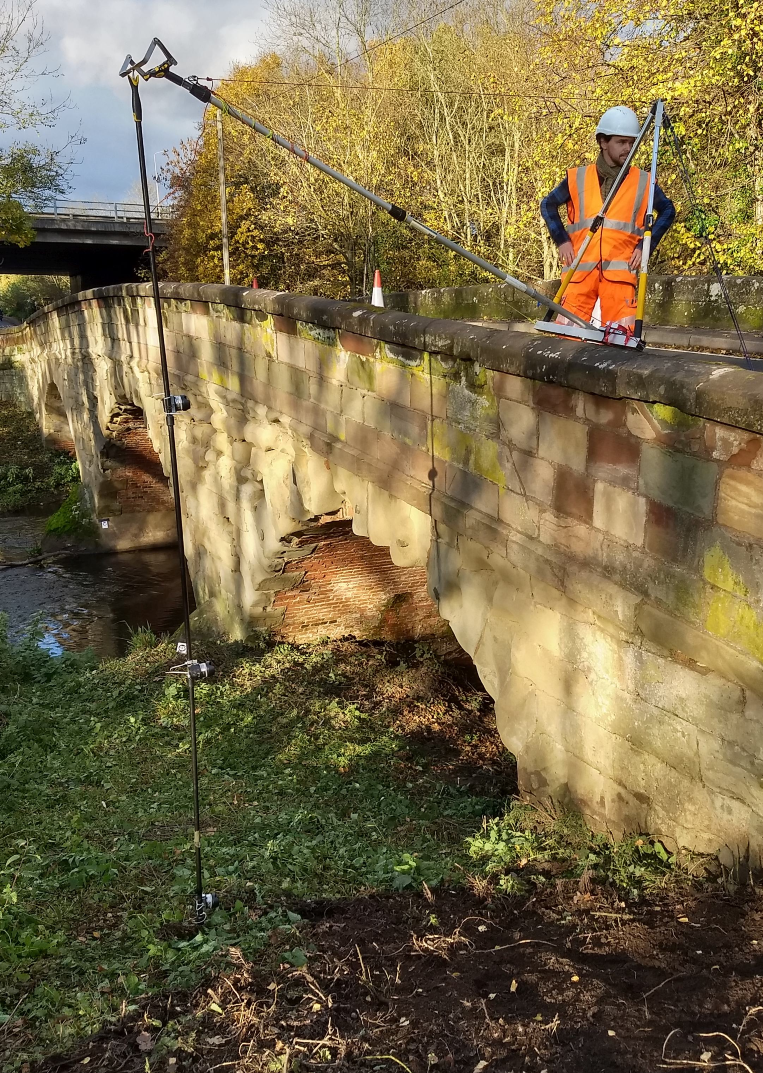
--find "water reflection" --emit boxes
[0,516,191,657]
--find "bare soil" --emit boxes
[36,883,763,1073]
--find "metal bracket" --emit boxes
[119,38,177,81]
[167,660,216,680]
[534,321,645,350]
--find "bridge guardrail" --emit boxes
[25,199,173,222]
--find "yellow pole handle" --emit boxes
[634,230,652,336]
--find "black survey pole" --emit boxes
[123,67,215,926]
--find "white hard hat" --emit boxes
[596,106,641,138]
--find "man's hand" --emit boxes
[557,240,575,268]
[628,248,643,272]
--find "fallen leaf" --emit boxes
[473,1062,488,1073]
[80,1060,90,1067]
[312,1002,322,1012]
[209,1002,223,1014]
[510,979,518,993]
[700,1052,712,1064]
[608,1030,616,1037]
[488,993,497,1000]
[205,1036,226,1046]
[137,1032,153,1052]
[678,916,690,923]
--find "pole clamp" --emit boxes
[194,892,219,925]
[167,659,216,680]
[163,394,190,414]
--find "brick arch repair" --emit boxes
[94,402,178,552]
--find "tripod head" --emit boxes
[119,38,176,81]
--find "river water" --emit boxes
[0,514,190,657]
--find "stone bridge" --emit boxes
[3,281,763,867]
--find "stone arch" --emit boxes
[42,380,75,454]
[94,401,178,551]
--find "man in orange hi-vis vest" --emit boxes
[541,106,675,329]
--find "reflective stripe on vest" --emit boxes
[576,260,635,273]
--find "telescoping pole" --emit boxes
[163,72,591,327]
[633,101,664,341]
[542,103,658,322]
[122,65,217,927]
[122,53,588,329]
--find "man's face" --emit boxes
[601,135,636,167]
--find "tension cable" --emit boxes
[664,114,752,369]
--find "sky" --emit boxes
[21,0,267,202]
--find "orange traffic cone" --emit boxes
[371,269,384,308]
[252,277,259,288]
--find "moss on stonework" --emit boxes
[44,485,96,540]
[201,365,242,394]
[427,352,460,381]
[705,590,763,662]
[347,352,377,392]
[298,322,338,347]
[472,436,506,486]
[432,419,471,468]
[703,544,749,597]
[431,419,509,488]
[380,342,423,368]
[647,403,702,430]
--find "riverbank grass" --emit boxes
[0,623,692,1065]
[0,400,78,515]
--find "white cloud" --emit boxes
[21,0,266,200]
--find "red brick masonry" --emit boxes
[101,407,173,514]
[272,517,449,643]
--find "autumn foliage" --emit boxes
[160,0,763,296]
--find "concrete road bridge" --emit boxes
[2,280,763,870]
[0,200,170,289]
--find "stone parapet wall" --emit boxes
[4,281,763,866]
[385,275,763,332]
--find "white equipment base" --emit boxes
[534,320,644,349]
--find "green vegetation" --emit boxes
[43,484,96,541]
[0,624,697,1065]
[0,275,70,322]
[0,400,78,515]
[467,803,686,900]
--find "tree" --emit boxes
[0,273,69,320]
[161,0,763,295]
[0,1,72,245]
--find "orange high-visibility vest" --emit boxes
[566,164,650,283]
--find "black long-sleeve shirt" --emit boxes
[541,175,675,250]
